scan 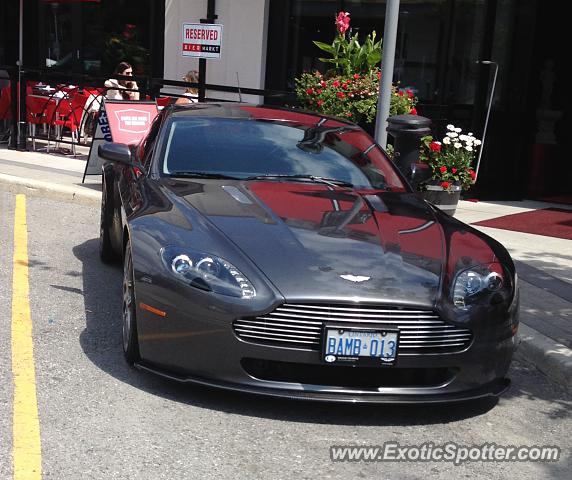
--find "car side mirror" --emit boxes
[409,162,432,190]
[98,142,137,167]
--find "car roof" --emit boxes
[168,102,358,129]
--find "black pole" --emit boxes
[199,0,217,102]
[17,68,27,150]
[8,67,18,149]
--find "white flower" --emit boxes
[468,132,474,136]
[459,135,467,141]
[443,136,451,145]
[474,140,482,146]
[446,124,455,130]
[446,132,458,138]
[454,142,462,149]
[454,127,462,133]
[465,146,473,152]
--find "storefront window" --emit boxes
[267,0,487,107]
[39,0,153,75]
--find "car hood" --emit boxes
[165,180,445,304]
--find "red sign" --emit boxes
[104,101,158,145]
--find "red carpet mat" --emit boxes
[473,208,572,240]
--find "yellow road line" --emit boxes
[12,194,42,480]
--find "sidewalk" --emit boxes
[0,145,100,205]
[1,144,571,389]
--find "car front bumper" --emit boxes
[134,288,518,404]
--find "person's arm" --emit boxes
[104,79,121,99]
[175,96,191,105]
[128,81,140,100]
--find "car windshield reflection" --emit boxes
[160,118,405,191]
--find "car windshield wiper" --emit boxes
[245,174,354,188]
[168,171,241,180]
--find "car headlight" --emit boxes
[161,246,256,299]
[452,262,511,310]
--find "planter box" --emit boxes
[421,184,462,216]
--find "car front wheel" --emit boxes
[122,241,140,364]
[100,176,119,263]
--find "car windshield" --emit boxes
[159,117,406,191]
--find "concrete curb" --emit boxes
[515,323,572,389]
[0,173,100,207]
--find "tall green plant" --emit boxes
[313,11,382,76]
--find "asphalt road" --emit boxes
[0,190,570,480]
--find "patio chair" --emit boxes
[26,95,57,151]
[53,92,88,155]
[0,86,11,142]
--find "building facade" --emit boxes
[0,0,569,200]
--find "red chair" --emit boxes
[0,86,11,120]
[53,98,78,155]
[0,82,30,120]
[71,92,89,142]
[53,92,88,154]
[26,95,57,151]
[0,86,11,143]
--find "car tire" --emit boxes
[122,242,141,364]
[100,176,119,263]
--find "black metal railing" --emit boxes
[0,64,296,153]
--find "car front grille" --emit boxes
[233,303,472,354]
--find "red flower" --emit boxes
[320,80,327,88]
[353,74,360,79]
[337,91,346,99]
[451,167,457,174]
[406,89,414,98]
[346,112,352,117]
[469,169,476,180]
[306,88,314,95]
[332,80,340,88]
[441,181,451,189]
[409,107,417,115]
[398,90,404,97]
[377,71,381,79]
[335,11,351,35]
[429,142,441,152]
[317,89,323,94]
[439,166,447,173]
[317,100,324,107]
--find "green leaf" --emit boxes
[367,51,381,68]
[318,57,339,65]
[313,40,336,54]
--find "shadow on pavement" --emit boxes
[73,238,571,427]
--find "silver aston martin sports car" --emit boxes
[98,103,519,403]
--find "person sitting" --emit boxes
[175,70,199,105]
[105,62,139,100]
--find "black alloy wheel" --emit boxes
[122,241,141,364]
[99,176,119,263]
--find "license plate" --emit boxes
[323,327,399,365]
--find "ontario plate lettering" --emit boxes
[324,328,398,365]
